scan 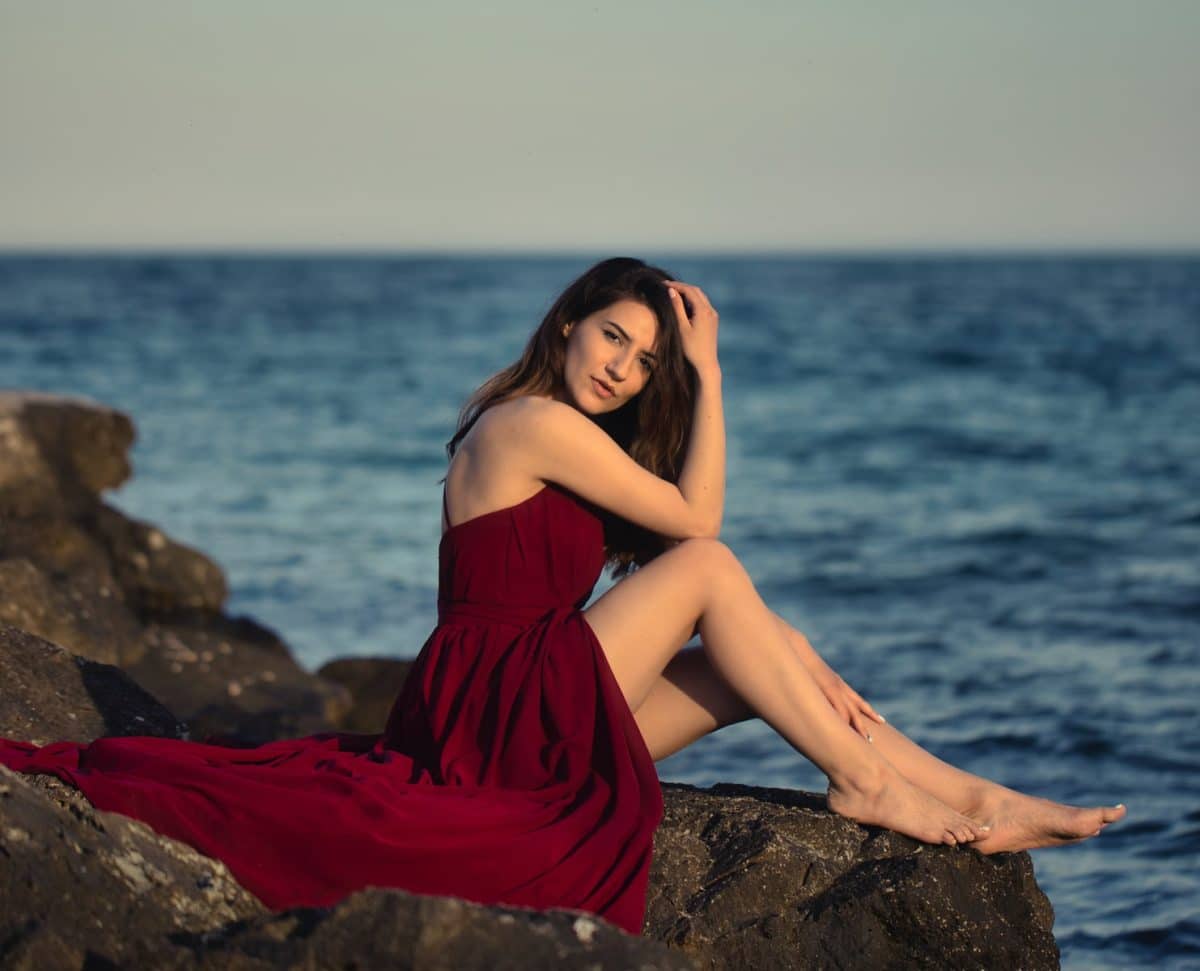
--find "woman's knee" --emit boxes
[669,537,745,588]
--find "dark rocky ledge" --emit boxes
[0,392,1060,969]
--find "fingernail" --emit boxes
[1116,803,1125,809]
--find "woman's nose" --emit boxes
[606,352,632,381]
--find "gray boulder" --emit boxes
[0,392,348,739]
[125,611,350,745]
[0,391,134,518]
[0,767,265,969]
[0,768,691,970]
[317,655,413,733]
[649,782,1059,970]
[0,622,182,745]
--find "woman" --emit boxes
[0,257,1124,936]
[434,256,1124,846]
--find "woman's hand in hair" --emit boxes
[666,281,720,378]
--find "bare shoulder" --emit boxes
[461,395,706,539]
[466,395,619,491]
[456,395,582,479]
[472,396,587,449]
[459,396,531,450]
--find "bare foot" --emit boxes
[965,788,1126,854]
[828,772,986,846]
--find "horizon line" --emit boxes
[1,243,1198,260]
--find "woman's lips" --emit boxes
[591,376,615,399]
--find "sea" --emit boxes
[1,253,1197,969]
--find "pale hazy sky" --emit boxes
[2,1,1197,251]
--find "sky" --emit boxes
[1,1,1197,252]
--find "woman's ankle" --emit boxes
[827,759,891,801]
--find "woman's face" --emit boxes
[557,299,660,415]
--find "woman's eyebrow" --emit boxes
[605,321,658,361]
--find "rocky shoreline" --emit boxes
[0,392,1060,969]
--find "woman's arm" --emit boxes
[670,282,725,538]
[504,281,725,540]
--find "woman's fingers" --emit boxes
[666,281,720,373]
[665,286,693,329]
[665,279,713,309]
[850,711,873,741]
[846,685,886,725]
[857,696,886,725]
[832,698,850,724]
[666,281,718,324]
[835,696,870,740]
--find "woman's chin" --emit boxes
[560,383,628,415]
[570,389,612,414]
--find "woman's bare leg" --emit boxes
[632,645,753,761]
[768,611,1127,849]
[854,721,1125,851]
[630,609,1126,852]
[585,538,985,846]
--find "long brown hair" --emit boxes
[447,257,696,575]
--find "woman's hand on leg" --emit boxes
[809,659,886,740]
[772,612,885,739]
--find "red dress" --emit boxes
[0,484,663,934]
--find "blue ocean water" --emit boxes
[1,254,1197,968]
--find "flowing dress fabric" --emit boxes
[0,485,663,934]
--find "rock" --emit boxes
[317,656,413,733]
[0,556,139,666]
[160,891,694,970]
[0,765,268,968]
[0,754,1059,970]
[0,767,692,970]
[646,782,1059,970]
[0,391,134,517]
[0,500,227,666]
[0,623,183,744]
[0,392,346,738]
[90,502,227,614]
[126,612,352,745]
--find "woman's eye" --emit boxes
[640,358,654,373]
[603,330,620,344]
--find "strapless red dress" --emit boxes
[0,484,663,934]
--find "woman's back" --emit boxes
[441,396,557,534]
[436,480,606,621]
